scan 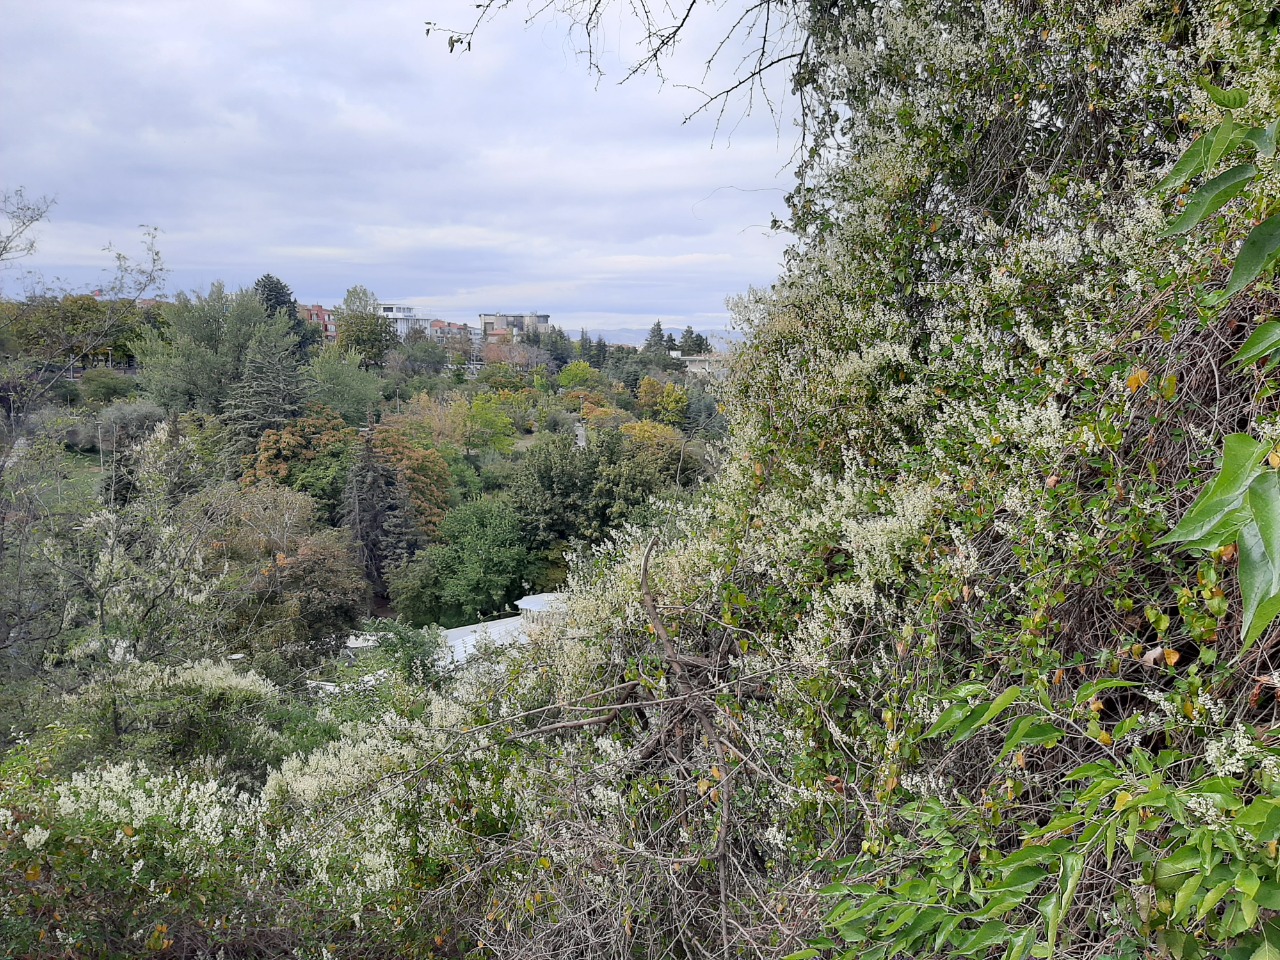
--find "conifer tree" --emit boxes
[254,273,318,355]
[340,437,421,597]
[642,320,666,354]
[221,318,313,469]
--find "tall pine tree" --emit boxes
[340,437,421,599]
[254,273,318,355]
[221,318,313,470]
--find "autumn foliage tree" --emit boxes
[243,405,358,519]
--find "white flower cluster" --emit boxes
[1204,724,1266,779]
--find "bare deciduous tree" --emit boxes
[0,188,53,266]
[427,0,820,130]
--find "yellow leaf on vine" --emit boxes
[1127,369,1150,393]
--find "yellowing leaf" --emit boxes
[1115,791,1133,811]
[1097,730,1114,746]
[1164,648,1181,666]
[25,864,40,882]
[1127,369,1151,392]
[122,824,135,837]
[1183,699,1197,719]
[697,779,712,796]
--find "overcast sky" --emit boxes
[1,0,798,339]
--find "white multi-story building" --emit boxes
[380,303,430,340]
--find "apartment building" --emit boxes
[299,304,339,343]
[479,312,550,342]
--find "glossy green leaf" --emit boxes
[1208,116,1248,170]
[933,915,964,952]
[1154,843,1201,890]
[1249,471,1280,570]
[1158,434,1266,545]
[1161,163,1257,236]
[1226,213,1280,298]
[1178,505,1249,552]
[1156,129,1217,193]
[1231,320,1280,367]
[1257,881,1280,910]
[1238,517,1274,644]
[1200,77,1251,110]
[998,719,1063,760]
[1073,678,1140,707]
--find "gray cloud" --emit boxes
[1,0,794,334]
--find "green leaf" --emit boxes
[1243,896,1260,929]
[1200,77,1251,110]
[1231,321,1280,367]
[999,720,1063,760]
[1245,590,1280,651]
[1257,881,1280,910]
[958,921,1009,957]
[933,915,964,951]
[1058,852,1084,921]
[1198,878,1235,920]
[1158,434,1266,545]
[1006,926,1037,960]
[1040,891,1062,959]
[924,699,972,739]
[955,685,1021,741]
[1209,115,1243,170]
[1156,130,1217,193]
[1179,506,1249,552]
[1245,119,1279,160]
[1249,471,1280,570]
[1161,163,1257,236]
[1073,678,1141,707]
[989,865,1050,893]
[1173,872,1204,920]
[1239,518,1280,645]
[1237,867,1262,900]
[1250,923,1280,960]
[1226,213,1280,298]
[1234,797,1280,840]
[1154,843,1201,890]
